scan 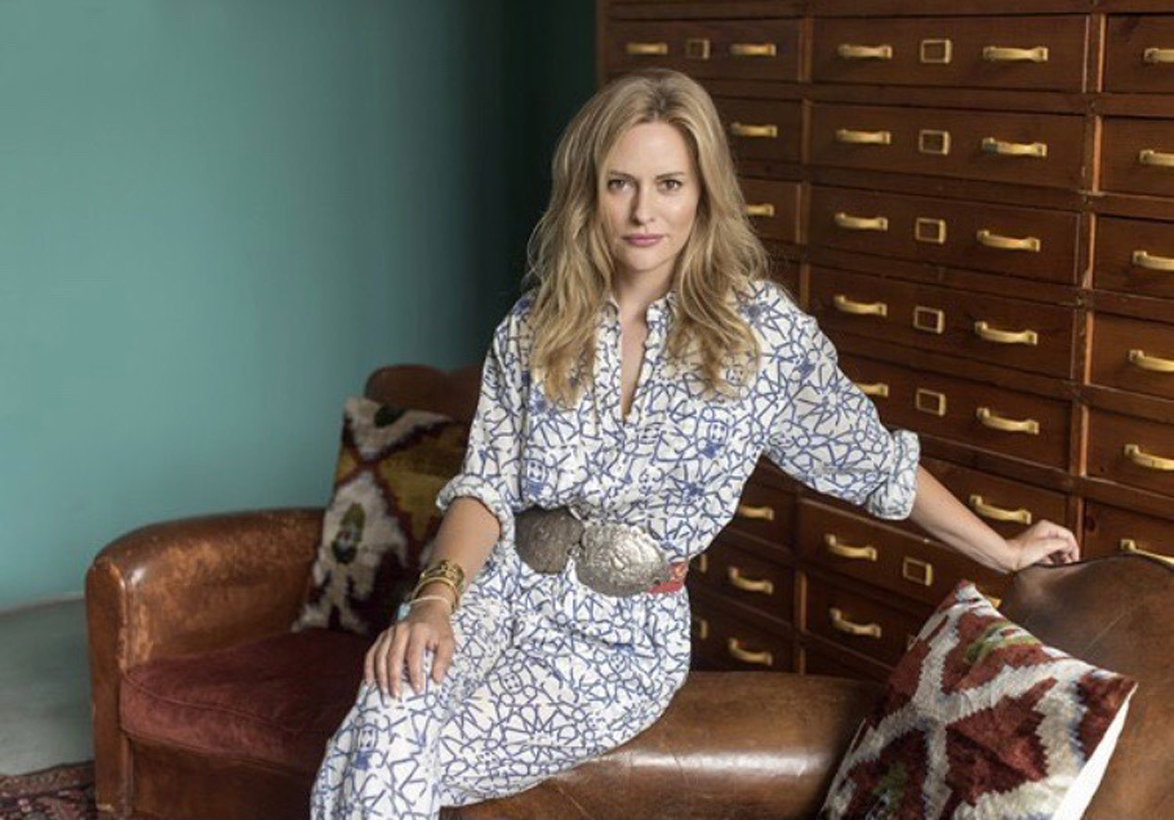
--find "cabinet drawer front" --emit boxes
[805,577,928,666]
[1095,215,1174,299]
[840,354,1071,468]
[809,185,1079,284]
[810,104,1085,189]
[742,177,802,244]
[608,20,803,82]
[716,98,803,164]
[1088,408,1174,497]
[691,541,794,623]
[798,499,1006,608]
[724,478,795,553]
[1083,501,1174,563]
[1091,313,1174,401]
[811,267,1076,379]
[1101,118,1174,198]
[1105,16,1174,94]
[689,597,795,671]
[813,16,1086,92]
[920,456,1070,539]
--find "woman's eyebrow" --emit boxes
[605,170,688,179]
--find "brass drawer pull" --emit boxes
[625,42,669,56]
[974,320,1039,346]
[834,211,889,231]
[730,43,777,58]
[727,638,773,666]
[1129,349,1174,373]
[1139,149,1174,168]
[824,533,878,561]
[854,381,890,398]
[837,43,893,60]
[976,406,1041,435]
[833,294,888,317]
[902,557,934,587]
[1144,47,1174,64]
[692,616,710,641]
[836,128,892,145]
[969,494,1033,525]
[727,566,775,595]
[1120,538,1174,567]
[976,229,1041,253]
[692,553,709,574]
[730,122,778,139]
[744,203,776,218]
[982,137,1048,158]
[915,388,948,417]
[1132,250,1174,271]
[736,503,776,521]
[982,45,1049,63]
[1124,443,1174,471]
[829,608,883,639]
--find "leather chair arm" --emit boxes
[450,671,881,820]
[85,507,323,818]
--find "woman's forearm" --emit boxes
[416,496,503,605]
[908,465,1016,573]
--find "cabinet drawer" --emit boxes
[742,177,802,244]
[805,577,929,666]
[1094,215,1174,300]
[809,185,1079,284]
[920,456,1070,539]
[691,540,794,624]
[1105,16,1174,94]
[810,104,1085,189]
[689,597,795,671]
[1101,118,1174,198]
[839,353,1071,468]
[812,267,1076,379]
[813,16,1087,92]
[798,499,1006,609]
[1083,501,1174,563]
[724,477,795,553]
[802,640,891,682]
[607,20,803,82]
[716,98,803,164]
[1088,408,1174,498]
[1091,313,1174,402]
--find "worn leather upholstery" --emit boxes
[86,364,1174,819]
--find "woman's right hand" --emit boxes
[364,596,455,700]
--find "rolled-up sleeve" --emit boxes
[762,312,920,520]
[435,320,525,548]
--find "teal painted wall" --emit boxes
[0,0,594,609]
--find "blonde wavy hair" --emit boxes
[522,68,776,408]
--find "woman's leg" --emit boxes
[309,561,516,819]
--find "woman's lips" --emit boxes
[624,235,663,247]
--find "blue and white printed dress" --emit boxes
[311,279,920,818]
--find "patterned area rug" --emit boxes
[0,761,96,820]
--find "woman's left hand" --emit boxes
[1005,519,1081,571]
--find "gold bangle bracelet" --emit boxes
[418,558,467,596]
[412,576,462,611]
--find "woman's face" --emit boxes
[600,121,701,289]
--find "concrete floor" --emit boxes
[0,595,93,774]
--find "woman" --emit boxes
[311,68,1080,818]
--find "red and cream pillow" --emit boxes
[820,581,1136,820]
[291,397,467,638]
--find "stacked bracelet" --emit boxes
[409,558,467,611]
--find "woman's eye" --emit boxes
[607,179,628,191]
[661,178,683,191]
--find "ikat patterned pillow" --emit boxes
[292,397,468,638]
[820,581,1137,820]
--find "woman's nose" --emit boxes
[630,187,653,225]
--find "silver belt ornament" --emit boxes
[513,506,674,597]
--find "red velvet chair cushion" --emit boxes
[121,628,368,775]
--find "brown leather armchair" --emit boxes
[86,366,1174,819]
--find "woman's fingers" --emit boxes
[386,626,410,699]
[432,635,455,684]
[406,632,428,695]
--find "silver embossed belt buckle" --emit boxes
[514,506,682,597]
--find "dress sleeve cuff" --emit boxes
[435,474,516,550]
[863,430,921,520]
